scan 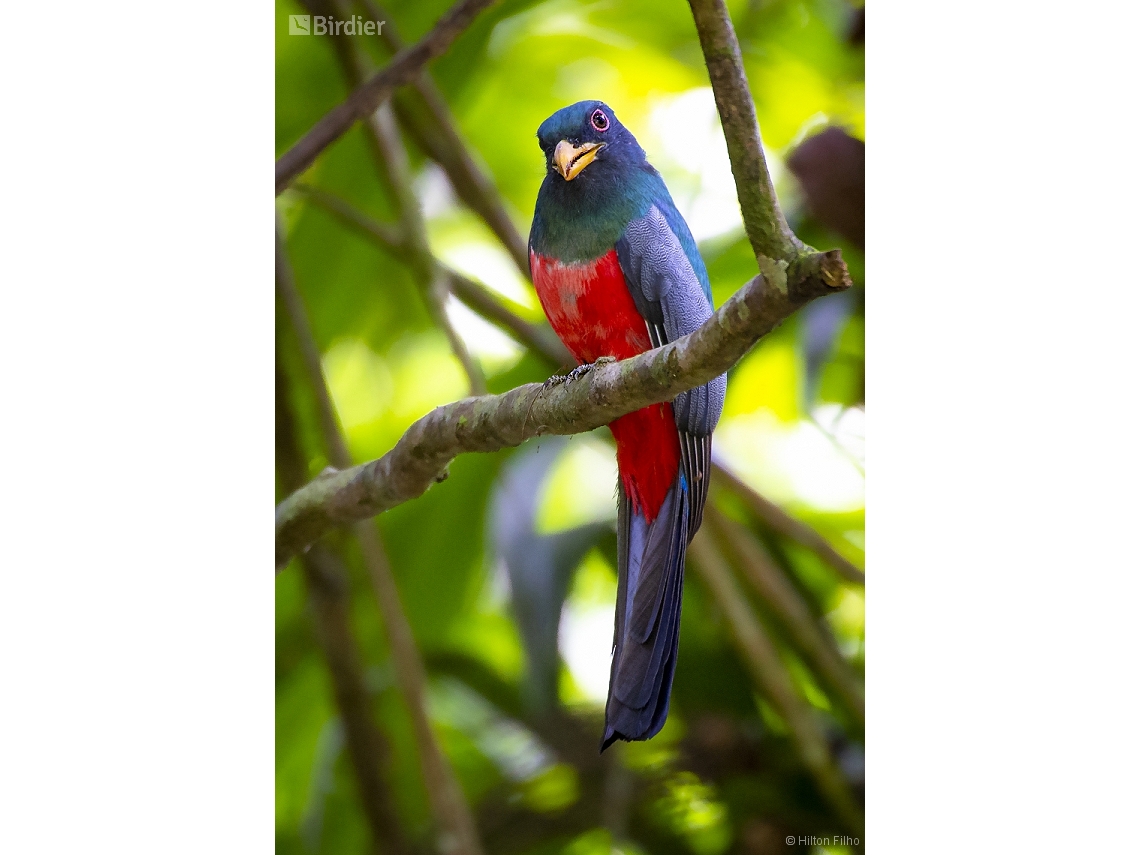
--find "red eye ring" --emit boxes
[591,109,609,131]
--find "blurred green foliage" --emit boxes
[276,0,864,852]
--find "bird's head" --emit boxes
[536,100,645,184]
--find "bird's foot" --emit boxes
[568,355,616,381]
[541,372,567,390]
[543,356,615,389]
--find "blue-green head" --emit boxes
[536,100,646,187]
[532,101,661,260]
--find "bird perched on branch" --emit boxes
[528,101,727,750]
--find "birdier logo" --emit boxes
[287,13,385,36]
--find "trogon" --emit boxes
[528,100,727,750]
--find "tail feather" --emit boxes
[602,474,690,750]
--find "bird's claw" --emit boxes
[565,363,593,383]
[543,356,615,389]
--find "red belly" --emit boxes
[531,249,680,521]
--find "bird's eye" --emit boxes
[591,109,609,131]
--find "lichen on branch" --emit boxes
[275,251,849,567]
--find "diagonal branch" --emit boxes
[311,0,487,395]
[353,520,485,855]
[360,0,531,277]
[689,530,864,836]
[300,545,412,854]
[275,252,849,567]
[275,0,499,195]
[292,182,570,363]
[276,224,352,468]
[708,508,864,729]
[444,268,571,364]
[713,463,865,586]
[368,99,488,395]
[294,182,408,251]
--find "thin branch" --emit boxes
[368,100,488,395]
[301,546,412,855]
[687,0,802,263]
[354,521,485,855]
[278,228,485,855]
[713,464,865,586]
[442,267,571,365]
[808,409,866,477]
[276,224,352,469]
[361,0,531,278]
[276,251,850,567]
[276,357,409,854]
[313,0,486,396]
[275,0,499,195]
[294,182,408,252]
[708,508,864,729]
[688,531,864,837]
[292,182,570,365]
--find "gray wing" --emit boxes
[615,205,727,535]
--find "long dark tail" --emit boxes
[601,470,691,750]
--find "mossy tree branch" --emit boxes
[276,0,863,834]
[275,253,849,567]
[278,0,858,587]
[290,182,862,590]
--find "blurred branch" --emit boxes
[276,356,409,855]
[276,226,352,469]
[292,182,570,364]
[276,251,850,567]
[712,464,865,586]
[360,0,531,277]
[444,271,570,364]
[277,226,485,855]
[354,522,485,855]
[316,0,486,396]
[708,508,864,729]
[688,531,864,837]
[302,547,411,855]
[370,100,488,396]
[294,182,409,251]
[275,0,499,194]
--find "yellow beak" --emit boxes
[553,140,605,181]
